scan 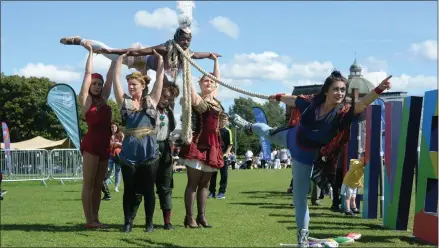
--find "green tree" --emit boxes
[0,74,65,142]
[261,101,286,128]
[0,74,122,142]
[107,98,122,125]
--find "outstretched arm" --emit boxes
[192,52,222,59]
[113,53,128,106]
[148,50,165,108]
[78,41,93,110]
[211,54,220,98]
[354,76,392,114]
[269,94,299,107]
[102,61,116,101]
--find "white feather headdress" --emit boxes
[176,1,195,33]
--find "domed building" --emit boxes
[347,58,375,96]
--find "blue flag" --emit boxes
[47,84,81,151]
[252,107,272,161]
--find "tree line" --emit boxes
[0,74,287,156]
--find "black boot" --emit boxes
[145,216,154,232]
[122,219,133,233]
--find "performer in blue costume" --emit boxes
[231,70,392,247]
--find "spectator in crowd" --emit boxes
[229,151,237,170]
[244,150,253,169]
[208,113,233,199]
[105,122,124,192]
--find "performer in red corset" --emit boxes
[79,41,114,229]
[178,53,223,228]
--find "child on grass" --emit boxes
[340,158,364,216]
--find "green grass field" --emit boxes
[0,169,434,247]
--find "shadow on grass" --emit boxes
[239,190,292,199]
[312,221,386,230]
[308,212,358,219]
[121,238,183,247]
[241,190,287,195]
[285,222,387,232]
[270,213,293,218]
[398,236,436,247]
[0,223,124,232]
[285,226,356,231]
[229,202,291,209]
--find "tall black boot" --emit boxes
[144,196,155,232]
[122,218,133,233]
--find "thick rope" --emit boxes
[171,40,270,100]
[181,54,193,144]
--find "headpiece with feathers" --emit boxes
[176,1,195,34]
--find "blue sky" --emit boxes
[1,1,437,124]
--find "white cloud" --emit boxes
[385,74,437,93]
[219,51,436,96]
[290,61,334,79]
[134,8,178,31]
[13,63,81,83]
[134,8,199,34]
[282,80,322,90]
[81,53,112,70]
[209,16,239,39]
[365,56,388,71]
[221,51,334,90]
[410,40,437,61]
[221,52,292,80]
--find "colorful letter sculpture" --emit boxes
[343,88,361,176]
[342,119,360,175]
[384,96,423,229]
[383,101,403,228]
[362,105,382,219]
[413,90,438,245]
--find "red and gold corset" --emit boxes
[191,98,224,150]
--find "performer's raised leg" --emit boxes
[60,36,148,73]
[230,114,288,148]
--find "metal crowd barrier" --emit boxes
[0,149,83,186]
[49,149,83,184]
[0,149,51,185]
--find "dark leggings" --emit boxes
[156,140,174,210]
[330,168,344,207]
[184,166,214,221]
[121,161,159,224]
